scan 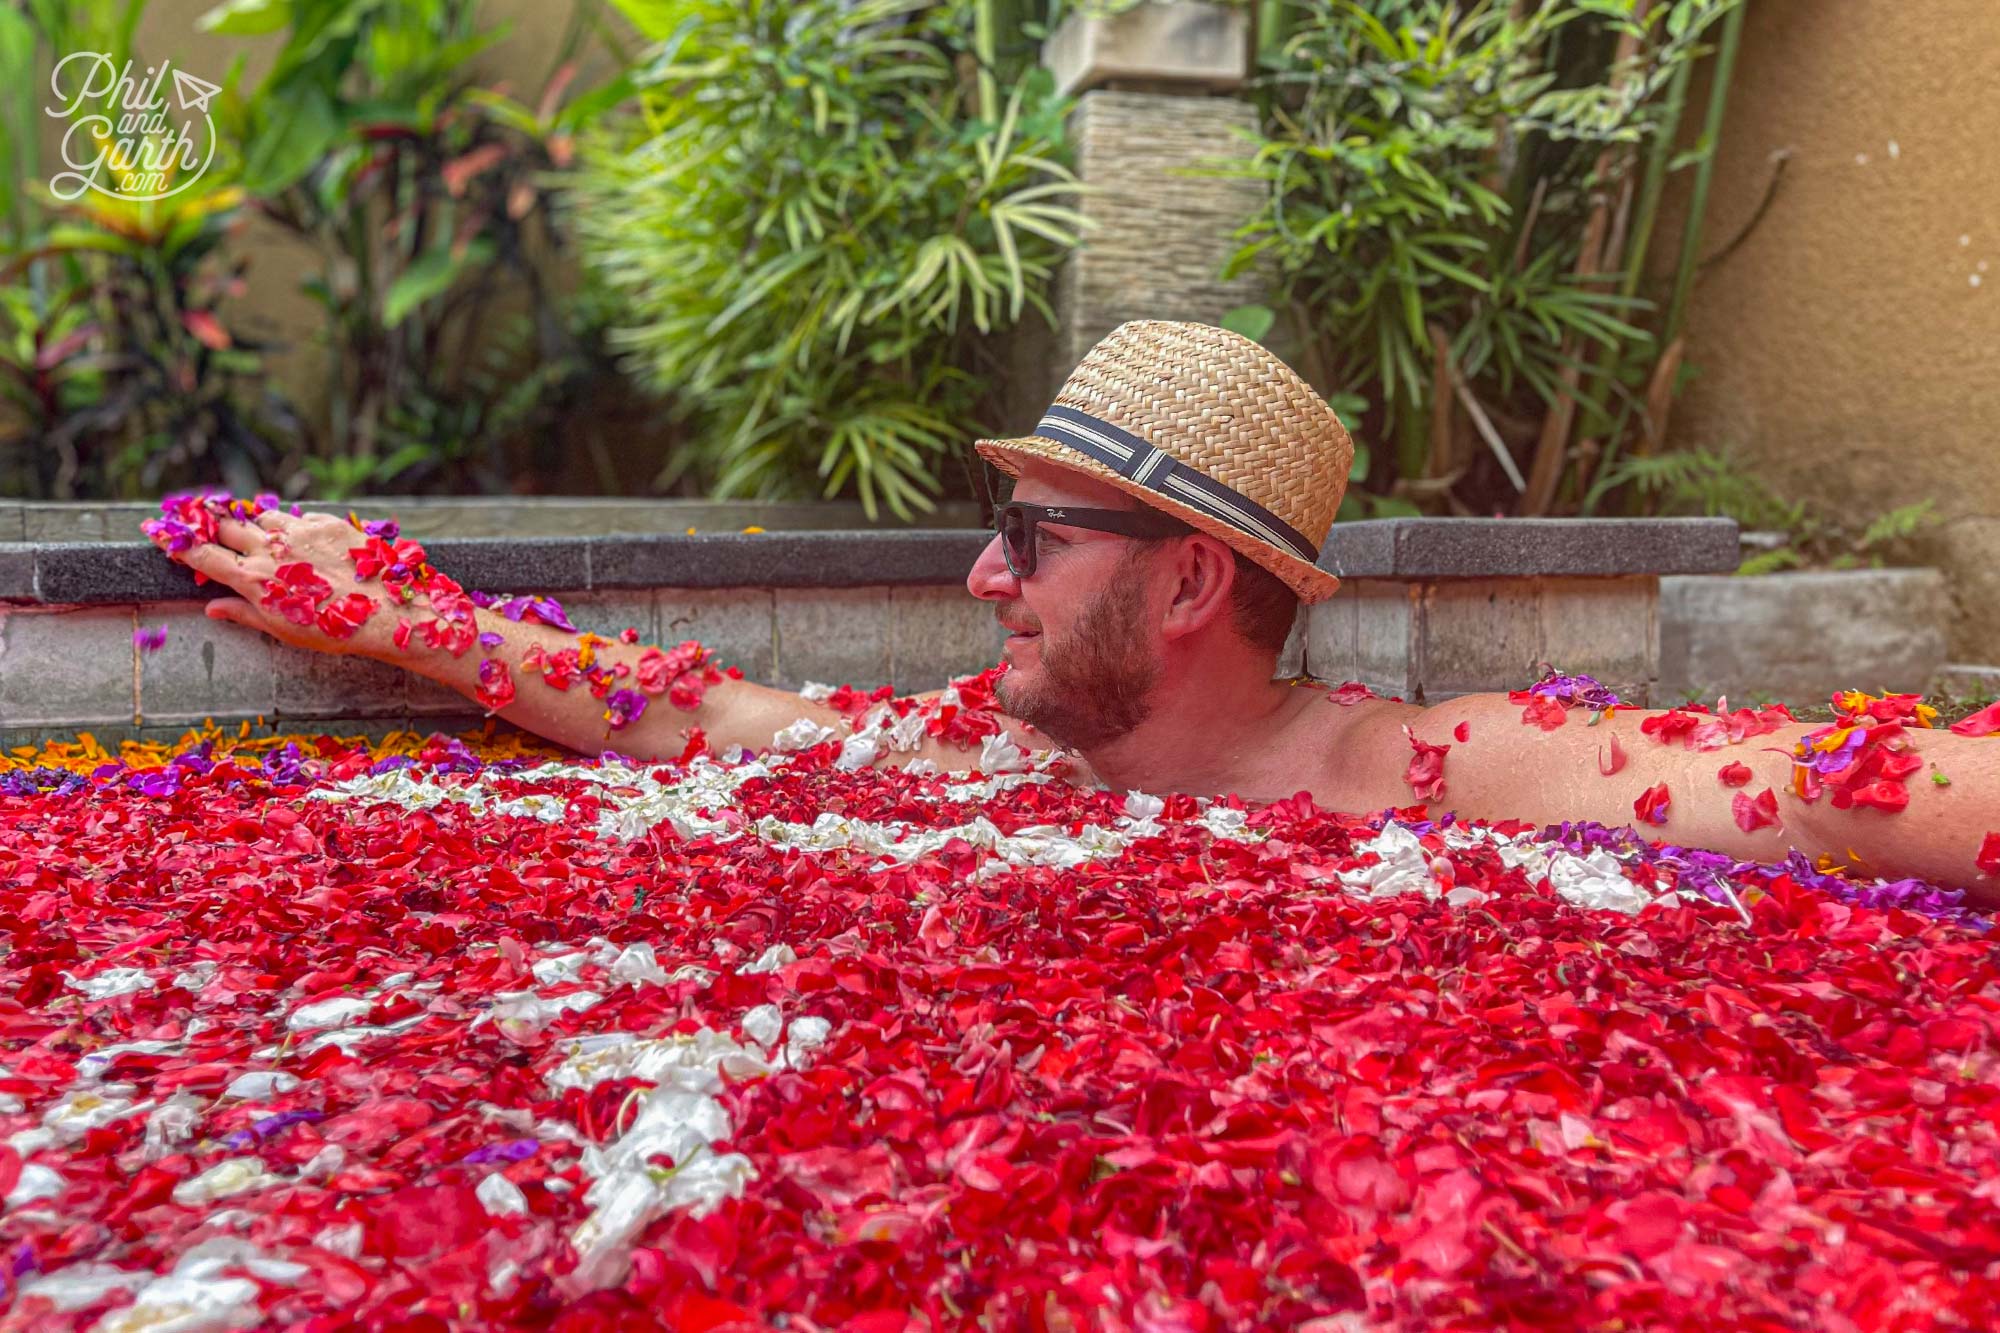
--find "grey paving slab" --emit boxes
[773,588,892,692]
[11,519,1735,607]
[32,542,202,604]
[1420,580,1544,700]
[1659,570,1949,704]
[0,544,34,597]
[540,590,658,645]
[590,532,990,590]
[657,589,776,685]
[0,604,137,727]
[18,498,987,542]
[274,645,409,720]
[1319,517,1739,579]
[424,537,591,596]
[135,602,278,725]
[890,586,1007,692]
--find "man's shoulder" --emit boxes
[1282,683,1423,801]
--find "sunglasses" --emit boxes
[994,501,1192,578]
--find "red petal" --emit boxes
[1520,695,1568,730]
[1598,734,1627,776]
[1732,787,1782,833]
[1717,762,1753,787]
[1847,780,1910,813]
[1948,700,2000,736]
[1402,725,1449,802]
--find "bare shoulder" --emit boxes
[1286,686,1426,809]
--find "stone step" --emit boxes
[1934,663,2000,701]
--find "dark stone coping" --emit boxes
[1317,517,1740,581]
[0,519,1739,605]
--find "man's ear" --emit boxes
[1158,534,1237,641]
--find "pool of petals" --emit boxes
[2,719,1997,1332]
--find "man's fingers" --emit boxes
[214,516,271,557]
[180,541,260,593]
[204,596,253,627]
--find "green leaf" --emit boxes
[1736,548,1805,577]
[39,225,140,258]
[240,83,341,196]
[382,239,493,328]
[1220,304,1276,344]
[197,0,291,36]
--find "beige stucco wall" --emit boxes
[1668,0,2000,664]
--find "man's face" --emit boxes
[966,463,1165,750]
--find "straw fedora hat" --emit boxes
[975,320,1354,604]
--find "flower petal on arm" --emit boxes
[1949,700,2000,737]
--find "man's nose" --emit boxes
[966,532,1021,601]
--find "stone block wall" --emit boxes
[1658,570,1951,703]
[0,586,1008,751]
[0,516,1741,747]
[1051,91,1269,369]
[1302,576,1661,705]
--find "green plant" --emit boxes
[568,0,1087,520]
[0,1,150,250]
[201,0,636,499]
[0,179,301,499]
[1597,446,1941,573]
[0,2,296,498]
[1213,0,1744,519]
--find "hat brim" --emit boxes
[975,435,1342,604]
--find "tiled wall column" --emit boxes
[1297,576,1661,705]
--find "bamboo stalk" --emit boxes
[1575,13,1700,510]
[1520,3,1650,515]
[1662,0,1747,351]
[973,0,1000,122]
[1257,1,1291,64]
[1620,57,1692,301]
[1427,322,1456,480]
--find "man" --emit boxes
[171,322,2000,903]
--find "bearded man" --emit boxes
[164,322,2000,903]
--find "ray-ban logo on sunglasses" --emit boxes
[1045,509,1066,519]
[46,52,221,202]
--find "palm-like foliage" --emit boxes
[1218,0,1741,516]
[569,0,1086,520]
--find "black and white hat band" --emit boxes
[1032,404,1319,562]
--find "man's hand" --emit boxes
[170,509,398,660]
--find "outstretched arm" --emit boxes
[1384,691,2000,907]
[159,503,1049,771]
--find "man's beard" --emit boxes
[996,576,1160,751]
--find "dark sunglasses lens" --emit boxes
[1000,507,1031,573]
